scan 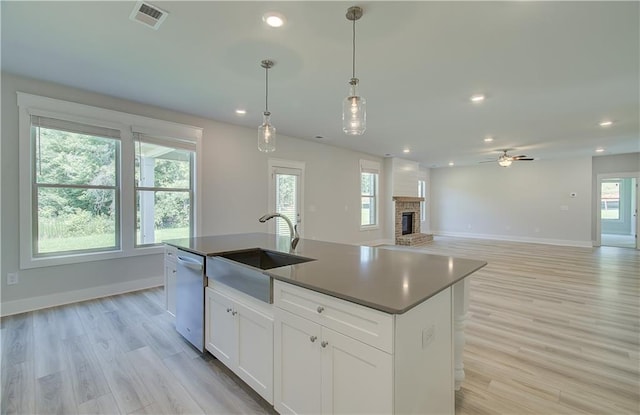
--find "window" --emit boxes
[134,134,195,246]
[18,92,202,268]
[31,116,120,256]
[418,180,426,222]
[360,160,380,228]
[601,180,621,220]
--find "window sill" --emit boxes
[360,225,380,232]
[20,245,164,270]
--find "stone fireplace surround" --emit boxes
[393,196,433,246]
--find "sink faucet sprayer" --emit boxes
[259,213,300,251]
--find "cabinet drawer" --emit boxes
[164,245,178,263]
[274,280,393,353]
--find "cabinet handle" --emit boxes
[310,336,317,343]
[321,341,329,348]
[317,306,324,313]
[232,311,237,316]
[226,308,232,313]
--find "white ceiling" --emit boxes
[2,1,638,167]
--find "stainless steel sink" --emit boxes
[206,249,314,303]
[219,249,314,270]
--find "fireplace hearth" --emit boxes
[393,196,433,246]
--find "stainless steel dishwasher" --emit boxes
[175,249,205,352]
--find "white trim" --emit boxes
[0,275,163,317]
[433,231,593,248]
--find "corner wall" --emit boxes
[430,157,593,246]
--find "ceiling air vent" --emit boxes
[129,1,168,30]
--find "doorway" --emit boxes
[598,175,638,249]
[268,159,304,238]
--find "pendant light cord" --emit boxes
[352,16,356,79]
[265,65,269,113]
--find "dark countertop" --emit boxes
[165,233,486,314]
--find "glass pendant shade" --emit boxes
[258,111,276,153]
[342,79,366,135]
[498,157,512,167]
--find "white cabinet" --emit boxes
[205,285,274,404]
[274,308,392,415]
[274,280,453,415]
[164,245,177,316]
[274,281,394,415]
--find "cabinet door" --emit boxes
[235,301,274,404]
[164,260,177,316]
[205,288,237,368]
[321,328,393,415]
[274,309,322,415]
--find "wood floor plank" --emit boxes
[126,346,204,414]
[62,335,110,405]
[35,370,78,415]
[33,307,66,378]
[163,351,275,414]
[77,393,120,415]
[1,360,35,415]
[1,312,33,367]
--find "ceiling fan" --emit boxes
[481,150,534,167]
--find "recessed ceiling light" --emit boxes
[484,137,494,142]
[403,148,410,153]
[448,162,455,166]
[595,148,605,153]
[263,12,285,27]
[599,120,613,127]
[235,109,246,115]
[470,94,485,103]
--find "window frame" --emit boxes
[18,92,202,269]
[360,159,380,230]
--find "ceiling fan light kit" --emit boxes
[481,149,535,167]
[342,6,366,136]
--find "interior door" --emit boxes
[271,166,302,237]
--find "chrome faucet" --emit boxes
[259,213,300,251]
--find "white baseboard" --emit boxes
[0,275,163,317]
[361,238,394,246]
[433,231,593,248]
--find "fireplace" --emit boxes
[392,196,432,246]
[402,212,413,235]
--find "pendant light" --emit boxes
[342,6,366,136]
[258,59,276,152]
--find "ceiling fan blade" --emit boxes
[514,158,534,161]
[511,155,529,159]
[479,160,497,163]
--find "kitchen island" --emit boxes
[165,233,486,414]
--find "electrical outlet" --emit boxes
[7,272,18,285]
[422,325,435,348]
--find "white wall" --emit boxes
[418,167,431,233]
[430,157,593,246]
[1,73,384,314]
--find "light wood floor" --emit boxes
[2,237,639,414]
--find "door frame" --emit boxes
[595,172,639,249]
[268,158,305,236]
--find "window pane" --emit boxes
[601,181,620,220]
[35,127,117,186]
[361,196,376,226]
[135,141,191,189]
[361,172,375,196]
[136,190,190,245]
[37,187,117,254]
[276,173,298,237]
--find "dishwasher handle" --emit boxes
[177,256,203,272]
